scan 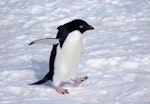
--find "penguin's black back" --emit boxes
[47,27,69,80]
[48,44,58,80]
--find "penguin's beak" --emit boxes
[88,26,94,30]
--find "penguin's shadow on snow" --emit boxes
[30,60,75,87]
[30,60,52,87]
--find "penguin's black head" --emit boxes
[57,19,94,33]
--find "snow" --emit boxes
[0,0,150,104]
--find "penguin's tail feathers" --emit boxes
[29,78,49,85]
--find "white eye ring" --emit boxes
[79,25,84,28]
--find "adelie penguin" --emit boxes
[29,19,94,94]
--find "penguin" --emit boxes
[29,19,94,94]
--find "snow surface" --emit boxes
[0,0,150,104]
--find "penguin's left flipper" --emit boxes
[72,76,88,83]
[29,38,60,45]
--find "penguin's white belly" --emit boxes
[53,30,82,86]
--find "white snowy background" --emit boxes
[0,0,150,104]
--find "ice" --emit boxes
[0,0,150,104]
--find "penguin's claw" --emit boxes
[56,87,69,94]
[72,76,88,83]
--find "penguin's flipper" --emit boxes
[29,38,59,45]
[29,78,49,85]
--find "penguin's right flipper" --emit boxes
[29,38,60,45]
[29,78,49,85]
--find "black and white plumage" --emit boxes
[29,19,94,94]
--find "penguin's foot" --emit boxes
[72,76,88,83]
[55,87,69,94]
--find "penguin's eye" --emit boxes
[79,25,84,29]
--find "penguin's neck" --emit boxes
[66,30,82,43]
[59,30,83,56]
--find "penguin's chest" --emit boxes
[54,30,82,81]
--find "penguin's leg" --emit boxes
[72,76,88,83]
[55,87,69,94]
[52,79,69,94]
